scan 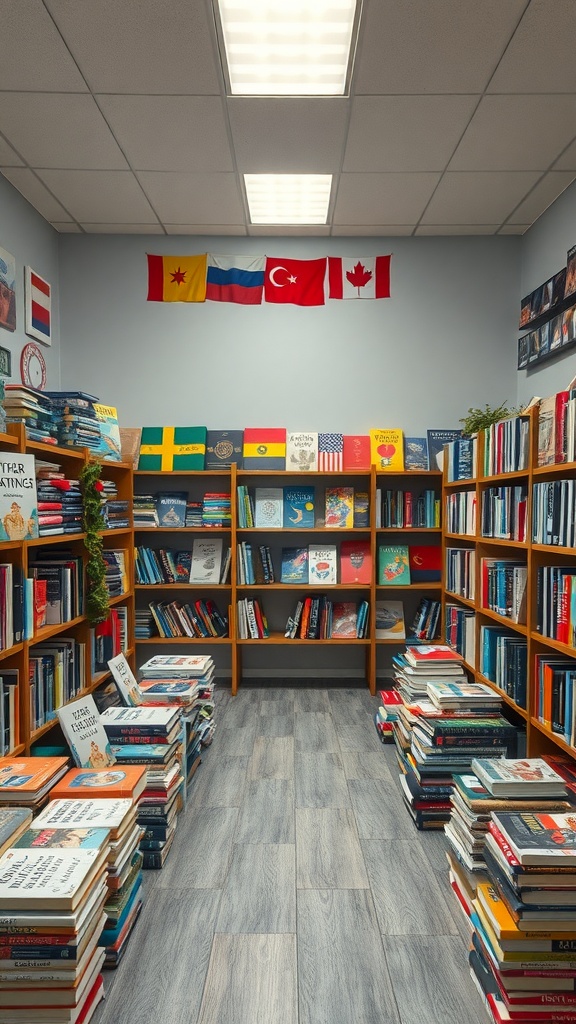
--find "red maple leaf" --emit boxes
[170,267,187,286]
[346,261,372,296]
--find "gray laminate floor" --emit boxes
[93,684,487,1024]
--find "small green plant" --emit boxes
[459,401,519,437]
[80,460,110,625]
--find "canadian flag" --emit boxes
[328,255,391,299]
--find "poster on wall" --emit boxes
[24,266,51,345]
[0,246,16,333]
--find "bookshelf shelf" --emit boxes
[477,606,528,634]
[27,532,87,546]
[530,631,576,656]
[376,527,441,533]
[136,636,231,644]
[479,469,529,484]
[530,716,576,757]
[0,642,24,662]
[31,614,86,644]
[135,527,230,533]
[376,582,442,591]
[444,590,475,609]
[237,583,371,591]
[478,536,528,549]
[109,591,133,606]
[11,743,25,756]
[444,531,476,541]
[135,583,230,590]
[25,440,86,460]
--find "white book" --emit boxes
[57,696,115,769]
[308,545,337,585]
[286,432,318,472]
[107,653,142,706]
[0,454,39,541]
[254,488,283,528]
[100,706,180,731]
[189,537,223,583]
[34,798,134,834]
[0,847,106,910]
[138,654,213,677]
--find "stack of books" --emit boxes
[201,492,231,527]
[36,462,83,536]
[34,794,143,971]
[0,821,109,1019]
[3,384,58,444]
[375,688,403,743]
[133,494,159,528]
[462,756,576,1024]
[185,501,202,527]
[0,755,69,810]
[45,391,102,453]
[138,654,215,709]
[0,806,33,856]
[99,478,129,531]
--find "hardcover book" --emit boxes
[49,766,147,802]
[370,429,404,471]
[14,824,111,849]
[36,797,134,836]
[286,432,318,472]
[205,429,243,469]
[93,404,122,462]
[57,696,116,769]
[325,487,354,528]
[0,847,107,910]
[340,539,371,584]
[331,603,358,638]
[409,545,441,582]
[189,537,223,583]
[0,453,39,540]
[100,705,181,735]
[404,437,429,471]
[342,435,371,471]
[0,807,33,856]
[254,488,283,528]
[427,429,462,471]
[242,428,286,470]
[155,492,187,528]
[308,545,338,585]
[378,545,410,585]
[491,811,576,865]
[375,600,406,639]
[280,547,309,583]
[317,433,343,471]
[138,426,207,471]
[471,758,568,797]
[283,487,315,528]
[0,757,69,801]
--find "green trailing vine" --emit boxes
[80,461,110,625]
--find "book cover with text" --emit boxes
[0,453,38,540]
[370,429,404,471]
[340,539,371,584]
[308,545,338,585]
[286,432,318,472]
[378,545,410,585]
[283,486,315,528]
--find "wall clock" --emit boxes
[20,341,47,390]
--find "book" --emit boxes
[138,654,213,677]
[452,773,571,814]
[471,758,568,797]
[100,705,181,737]
[189,537,223,583]
[119,427,142,468]
[107,653,142,707]
[404,437,429,471]
[427,429,462,471]
[49,766,147,802]
[409,544,441,582]
[242,428,286,470]
[57,696,116,769]
[317,433,343,471]
[280,547,309,584]
[93,403,121,461]
[0,454,38,540]
[308,545,337,585]
[138,426,207,471]
[377,545,410,585]
[286,432,318,472]
[283,487,315,528]
[340,539,371,584]
[342,435,370,471]
[331,602,358,638]
[254,488,283,528]
[405,644,463,665]
[0,847,107,910]
[0,807,33,857]
[491,811,576,866]
[155,492,187,528]
[375,600,406,639]
[35,798,134,838]
[325,487,354,528]
[205,429,243,469]
[370,429,404,471]
[0,757,69,803]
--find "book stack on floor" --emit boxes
[45,392,102,453]
[0,756,69,811]
[374,689,403,743]
[462,755,576,1024]
[133,495,159,528]
[4,385,58,444]
[0,816,110,1022]
[36,462,84,537]
[99,479,129,531]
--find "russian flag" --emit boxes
[206,255,265,305]
[28,270,51,340]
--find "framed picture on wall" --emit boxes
[0,346,11,376]
[0,246,16,333]
[24,266,51,345]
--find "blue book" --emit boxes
[427,429,462,471]
[281,547,309,583]
[283,487,315,528]
[404,437,429,471]
[205,429,243,469]
[155,492,187,528]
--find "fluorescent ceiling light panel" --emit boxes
[217,0,358,95]
[244,174,332,224]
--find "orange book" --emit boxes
[0,756,69,800]
[49,766,147,804]
[542,663,554,728]
[299,597,312,639]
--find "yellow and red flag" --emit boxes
[147,254,207,302]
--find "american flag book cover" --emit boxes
[318,433,343,471]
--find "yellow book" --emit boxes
[370,429,404,471]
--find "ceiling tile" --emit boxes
[497,225,530,234]
[36,170,157,222]
[1,0,87,91]
[332,225,414,236]
[489,0,576,93]
[415,225,499,235]
[0,94,128,170]
[1,168,73,221]
[553,139,576,171]
[45,0,221,94]
[229,99,348,173]
[448,95,576,171]
[137,172,244,224]
[0,136,23,167]
[97,96,234,173]
[165,225,247,235]
[81,223,164,234]
[421,171,540,224]
[355,0,527,93]
[506,171,576,224]
[51,223,82,233]
[334,173,440,225]
[247,225,331,236]
[344,95,479,173]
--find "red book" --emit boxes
[408,545,441,582]
[340,540,371,584]
[405,645,463,665]
[33,578,47,631]
[342,435,370,471]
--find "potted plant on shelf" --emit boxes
[459,401,519,438]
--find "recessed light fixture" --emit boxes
[216,0,359,96]
[244,174,332,224]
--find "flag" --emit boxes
[138,426,207,470]
[206,255,265,305]
[25,267,51,343]
[328,255,391,299]
[318,433,343,471]
[147,254,207,302]
[264,257,326,306]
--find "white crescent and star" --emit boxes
[269,265,297,288]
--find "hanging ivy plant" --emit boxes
[80,460,110,625]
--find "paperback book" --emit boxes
[471,758,568,797]
[378,545,410,585]
[155,492,187,528]
[283,487,315,528]
[254,488,283,528]
[370,429,404,471]
[308,546,338,585]
[375,600,406,639]
[404,437,429,471]
[280,547,309,584]
[325,487,354,528]
[340,539,371,584]
[189,537,223,583]
[0,453,39,540]
[427,429,462,471]
[286,432,318,472]
[57,696,115,769]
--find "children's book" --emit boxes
[0,453,39,540]
[49,765,147,803]
[283,487,315,528]
[370,429,404,471]
[331,603,358,638]
[0,756,69,801]
[340,539,371,584]
[427,429,462,471]
[375,600,406,639]
[308,545,337,585]
[281,547,309,583]
[325,487,354,528]
[155,492,187,528]
[254,488,283,528]
[107,653,142,706]
[34,797,134,838]
[57,696,116,769]
[189,537,223,583]
[93,404,122,461]
[0,807,33,856]
[377,545,410,585]
[342,435,371,471]
[404,437,429,471]
[286,432,318,472]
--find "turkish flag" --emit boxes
[264,257,326,306]
[328,255,391,299]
